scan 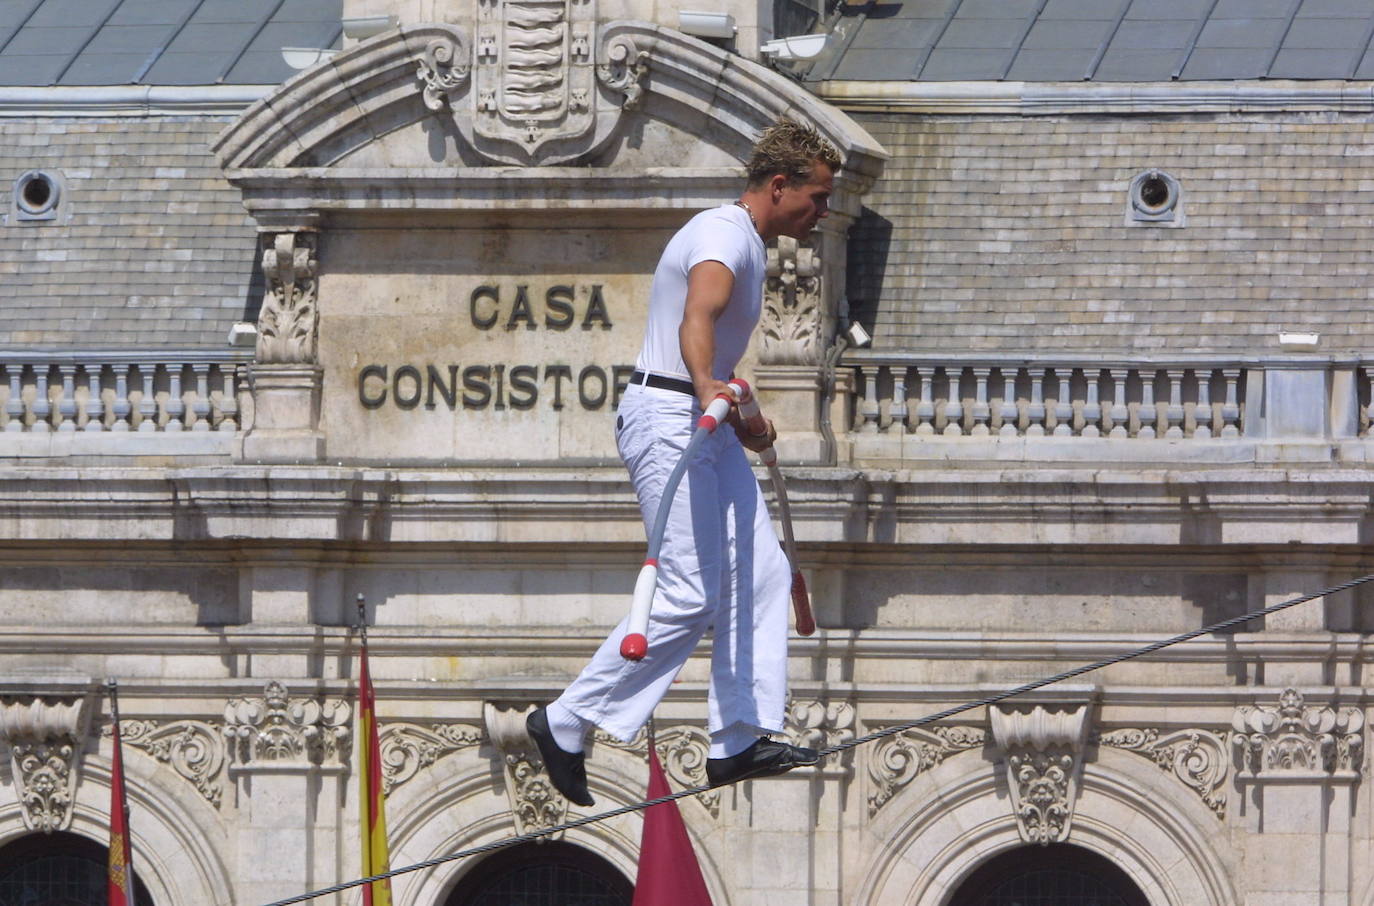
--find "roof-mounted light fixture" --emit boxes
[281,47,338,70]
[342,15,399,40]
[760,33,832,61]
[679,10,736,40]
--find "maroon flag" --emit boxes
[632,735,713,906]
[108,681,135,906]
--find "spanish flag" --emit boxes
[358,639,392,906]
[108,681,135,906]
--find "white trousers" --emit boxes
[555,383,792,741]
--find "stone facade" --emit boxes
[1,3,1374,906]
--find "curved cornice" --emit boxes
[212,21,887,222]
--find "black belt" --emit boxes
[629,370,695,396]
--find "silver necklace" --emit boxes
[734,199,759,231]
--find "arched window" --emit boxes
[445,840,632,906]
[0,831,154,906]
[950,843,1149,906]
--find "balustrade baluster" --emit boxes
[1164,368,1185,438]
[55,365,77,432]
[942,366,964,436]
[998,368,1019,436]
[889,367,908,435]
[1052,368,1073,436]
[1026,369,1046,436]
[165,364,185,432]
[1082,369,1102,438]
[111,366,133,432]
[191,365,212,431]
[217,365,239,431]
[1193,369,1214,438]
[1364,368,1374,438]
[1107,368,1129,437]
[31,365,51,433]
[83,364,105,431]
[4,366,23,432]
[970,367,991,436]
[136,364,158,432]
[857,365,880,433]
[1221,368,1241,437]
[1137,369,1158,439]
[913,368,935,435]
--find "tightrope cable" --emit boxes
[261,570,1374,906]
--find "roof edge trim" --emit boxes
[815,80,1374,115]
[0,85,272,118]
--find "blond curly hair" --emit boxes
[745,118,842,188]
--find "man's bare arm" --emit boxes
[680,260,735,410]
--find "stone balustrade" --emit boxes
[843,353,1374,464]
[0,352,246,457]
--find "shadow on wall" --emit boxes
[846,205,891,343]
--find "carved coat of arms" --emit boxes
[474,0,597,159]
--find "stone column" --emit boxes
[1233,689,1364,906]
[225,681,351,906]
[241,227,326,463]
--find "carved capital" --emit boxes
[109,718,226,808]
[991,706,1090,844]
[1097,727,1228,819]
[786,699,855,764]
[484,702,568,835]
[760,237,824,365]
[378,722,483,795]
[867,725,985,816]
[0,697,88,832]
[223,681,350,770]
[256,232,319,365]
[1232,688,1365,779]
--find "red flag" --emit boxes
[108,698,134,906]
[632,737,713,906]
[358,642,393,906]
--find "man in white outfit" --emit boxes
[528,120,841,806]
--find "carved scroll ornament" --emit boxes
[1098,727,1228,818]
[991,706,1090,845]
[110,719,226,808]
[867,725,985,815]
[378,722,484,795]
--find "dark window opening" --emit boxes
[445,840,633,906]
[950,843,1150,906]
[0,831,155,906]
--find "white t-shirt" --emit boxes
[635,204,767,382]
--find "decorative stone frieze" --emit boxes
[1232,688,1365,779]
[484,702,568,836]
[991,706,1091,844]
[256,232,319,366]
[1097,727,1229,818]
[759,237,823,366]
[867,725,985,815]
[377,722,484,795]
[786,699,855,768]
[0,696,88,832]
[595,723,721,817]
[222,681,351,770]
[111,719,226,808]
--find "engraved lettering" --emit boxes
[427,364,459,409]
[393,365,422,410]
[463,366,492,409]
[470,285,500,330]
[578,365,607,409]
[509,365,539,410]
[545,285,575,330]
[359,364,387,409]
[582,284,612,330]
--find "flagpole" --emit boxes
[107,678,137,906]
[356,593,393,906]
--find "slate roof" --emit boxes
[846,113,1374,354]
[815,0,1374,82]
[0,0,342,87]
[1,118,262,349]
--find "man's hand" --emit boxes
[694,377,734,413]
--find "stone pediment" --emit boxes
[212,20,886,226]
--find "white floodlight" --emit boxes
[1278,332,1319,351]
[342,15,399,40]
[281,47,338,70]
[760,33,832,61]
[228,322,258,347]
[679,10,736,39]
[846,321,872,349]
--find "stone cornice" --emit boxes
[815,79,1374,116]
[0,85,271,118]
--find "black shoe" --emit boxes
[705,737,820,787]
[526,707,594,806]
